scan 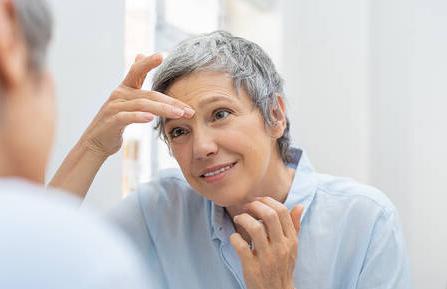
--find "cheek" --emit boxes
[171,144,191,172]
[220,120,272,156]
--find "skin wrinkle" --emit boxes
[152,31,292,164]
[163,71,295,223]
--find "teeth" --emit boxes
[204,164,233,177]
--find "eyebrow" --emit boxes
[164,95,233,125]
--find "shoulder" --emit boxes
[301,172,402,241]
[136,168,206,210]
[107,168,207,237]
[138,168,192,203]
[108,168,194,215]
[0,185,140,255]
[305,172,407,250]
[314,173,396,216]
[0,185,150,289]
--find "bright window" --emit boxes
[123,0,222,196]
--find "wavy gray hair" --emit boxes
[13,0,52,72]
[152,31,292,163]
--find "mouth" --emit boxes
[199,161,238,183]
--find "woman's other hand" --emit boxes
[230,197,304,289]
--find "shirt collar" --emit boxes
[209,147,318,242]
[210,201,235,243]
[283,148,318,223]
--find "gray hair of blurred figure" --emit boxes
[13,0,52,72]
[152,31,292,164]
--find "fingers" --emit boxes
[257,197,297,238]
[118,53,196,118]
[290,205,304,233]
[122,53,163,89]
[148,90,195,115]
[229,233,253,263]
[110,98,192,119]
[109,88,195,119]
[111,111,155,128]
[134,53,145,62]
[244,201,284,243]
[233,213,269,251]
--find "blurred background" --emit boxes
[45,0,446,288]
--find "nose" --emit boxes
[192,127,218,160]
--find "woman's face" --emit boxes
[164,71,285,207]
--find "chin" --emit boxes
[204,189,250,208]
[188,174,252,207]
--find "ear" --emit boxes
[0,0,27,92]
[268,94,287,139]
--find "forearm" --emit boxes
[48,141,108,199]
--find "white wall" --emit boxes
[283,0,447,288]
[46,0,125,210]
[282,0,371,184]
[224,0,283,70]
[371,0,447,288]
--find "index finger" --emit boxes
[122,53,163,89]
[290,205,304,234]
[127,89,195,117]
[257,197,296,238]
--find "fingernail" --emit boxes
[233,216,239,223]
[183,107,195,117]
[143,113,154,121]
[172,107,185,117]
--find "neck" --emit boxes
[0,150,17,179]
[225,156,295,244]
[0,139,12,177]
[225,157,295,220]
[0,138,44,184]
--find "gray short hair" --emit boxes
[13,0,52,72]
[152,31,292,163]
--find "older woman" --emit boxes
[0,1,151,288]
[53,31,411,289]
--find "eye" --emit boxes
[212,109,231,121]
[169,127,189,139]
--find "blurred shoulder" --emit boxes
[314,173,397,217]
[0,178,150,289]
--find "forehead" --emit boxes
[166,71,243,105]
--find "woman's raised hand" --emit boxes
[230,197,304,289]
[49,53,194,198]
[80,53,194,157]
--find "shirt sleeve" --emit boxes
[356,209,412,289]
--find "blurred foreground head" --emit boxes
[0,0,54,183]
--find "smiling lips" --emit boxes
[199,161,237,183]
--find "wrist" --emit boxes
[76,138,110,162]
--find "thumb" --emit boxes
[122,53,163,89]
[290,204,304,233]
[134,53,145,62]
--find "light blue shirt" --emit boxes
[0,178,151,289]
[107,148,412,289]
